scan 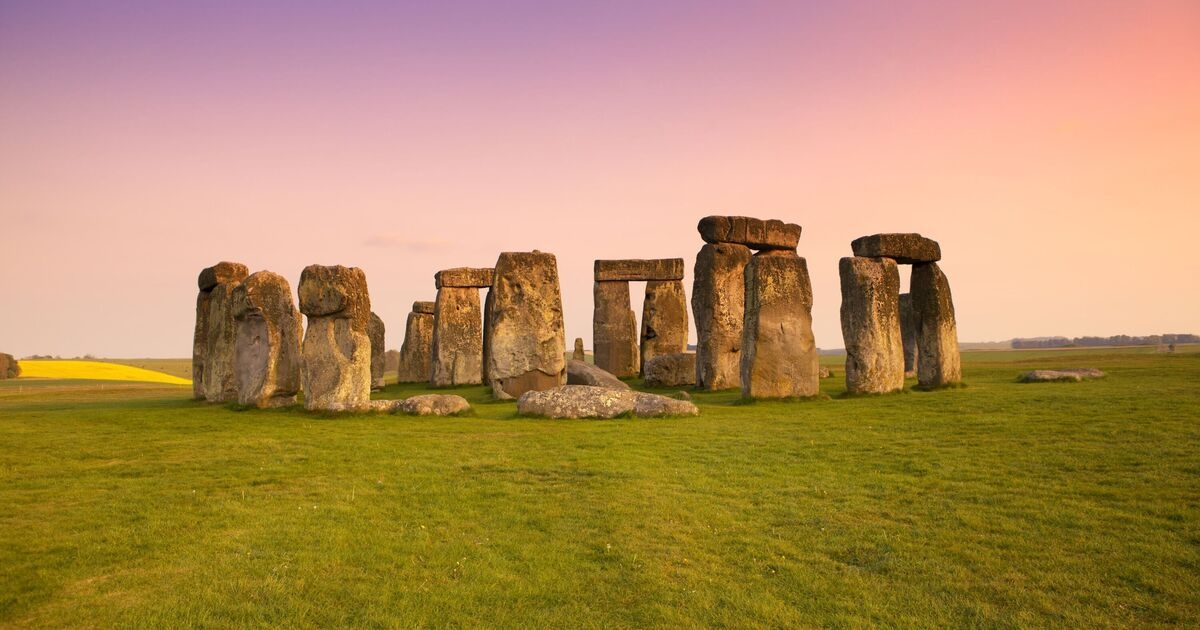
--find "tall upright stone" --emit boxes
[194,261,248,400]
[640,280,689,374]
[485,251,567,399]
[0,353,18,379]
[298,264,372,411]
[431,268,492,386]
[899,293,919,376]
[911,262,962,387]
[692,242,752,390]
[231,270,302,408]
[593,281,639,378]
[397,301,435,383]
[740,251,819,398]
[839,257,904,394]
[369,312,386,390]
[203,282,242,402]
[573,338,586,362]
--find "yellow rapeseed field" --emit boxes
[17,360,192,385]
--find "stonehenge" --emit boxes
[431,267,493,386]
[643,352,696,388]
[839,233,960,392]
[0,353,18,379]
[592,258,686,378]
[369,312,386,390]
[592,280,639,378]
[692,242,752,390]
[194,261,248,402]
[572,338,585,361]
[231,271,303,408]
[298,264,373,411]
[484,251,567,399]
[397,301,435,383]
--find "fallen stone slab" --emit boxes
[850,233,941,264]
[398,394,472,415]
[1018,368,1106,383]
[435,267,495,289]
[698,216,801,251]
[566,360,630,390]
[517,385,699,418]
[594,258,685,282]
[643,352,697,387]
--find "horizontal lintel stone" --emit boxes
[594,258,685,282]
[697,216,801,251]
[435,267,495,289]
[850,233,941,264]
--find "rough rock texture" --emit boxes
[517,385,699,418]
[194,261,248,399]
[431,287,483,386]
[412,301,436,315]
[593,281,639,378]
[640,280,689,373]
[594,258,685,282]
[740,252,819,398]
[397,309,434,383]
[369,312,386,390]
[298,264,372,411]
[482,288,495,386]
[910,262,962,387]
[398,394,472,416]
[839,257,904,394]
[819,366,832,379]
[0,353,18,379]
[573,338,586,361]
[692,243,752,390]
[566,360,630,390]
[231,271,302,408]
[485,251,567,399]
[643,352,697,387]
[698,216,801,251]
[202,282,242,402]
[850,233,941,264]
[435,267,495,289]
[899,292,919,376]
[1018,368,1105,383]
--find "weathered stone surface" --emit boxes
[698,216,801,251]
[899,292,919,376]
[643,352,697,387]
[593,281,639,378]
[516,385,699,418]
[1018,368,1105,383]
[0,353,18,379]
[197,261,249,292]
[231,271,302,408]
[566,360,630,390]
[640,280,689,373]
[431,287,483,386]
[435,267,494,289]
[299,264,372,411]
[202,282,242,403]
[398,394,472,416]
[572,338,585,361]
[911,262,962,387]
[368,399,404,413]
[412,301,436,315]
[692,243,752,390]
[851,233,941,264]
[819,366,833,379]
[397,310,434,383]
[740,252,819,398]
[369,312,386,390]
[482,288,495,386]
[839,256,904,394]
[594,258,685,282]
[485,251,567,399]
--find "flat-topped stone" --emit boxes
[435,267,494,289]
[412,301,436,314]
[1019,368,1105,382]
[594,258,685,282]
[698,216,801,251]
[298,265,370,319]
[198,261,249,292]
[851,233,941,264]
[516,385,699,419]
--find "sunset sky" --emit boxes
[2,1,1197,358]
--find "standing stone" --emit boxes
[839,257,904,394]
[899,293,919,377]
[298,264,372,411]
[692,242,752,390]
[397,302,435,383]
[203,282,242,402]
[482,288,495,385]
[431,287,483,386]
[369,312,386,390]
[194,261,248,400]
[593,281,639,378]
[0,353,18,379]
[740,252,819,398]
[485,251,567,399]
[911,262,962,387]
[640,280,688,374]
[573,338,586,361]
[231,271,302,408]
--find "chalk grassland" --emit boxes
[1,348,1197,627]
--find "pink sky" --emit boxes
[1,1,1197,358]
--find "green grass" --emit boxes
[1,347,1197,627]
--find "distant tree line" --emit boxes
[1012,334,1200,349]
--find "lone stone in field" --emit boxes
[593,280,639,378]
[573,338,586,362]
[195,261,249,402]
[397,301,435,383]
[911,262,962,387]
[839,256,904,394]
[741,251,819,398]
[369,312,386,390]
[899,293,919,377]
[0,353,19,379]
[640,280,689,373]
[692,242,752,390]
[298,264,372,411]
[232,270,303,408]
[431,267,493,386]
[484,251,567,399]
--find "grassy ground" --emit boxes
[1,348,1197,627]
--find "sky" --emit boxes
[1,0,1197,358]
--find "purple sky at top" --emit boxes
[1,0,1197,358]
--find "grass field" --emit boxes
[1,347,1197,627]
